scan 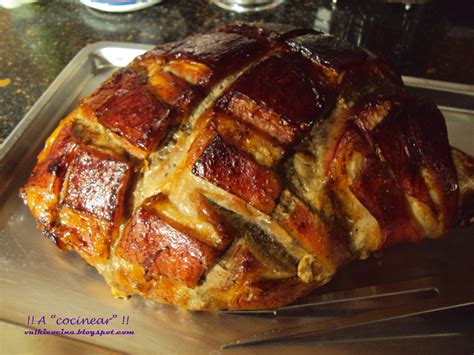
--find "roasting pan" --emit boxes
[0,42,473,354]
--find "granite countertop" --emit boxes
[0,0,474,144]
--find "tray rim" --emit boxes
[1,41,474,163]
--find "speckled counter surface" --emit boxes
[0,0,473,144]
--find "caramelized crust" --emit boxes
[192,135,283,214]
[221,244,314,310]
[275,191,352,273]
[404,97,459,229]
[193,193,236,250]
[164,60,212,87]
[342,130,421,247]
[119,198,219,288]
[349,93,459,233]
[327,123,422,251]
[22,23,473,311]
[218,54,330,145]
[55,206,114,263]
[164,32,262,89]
[21,116,78,230]
[373,110,433,205]
[291,34,369,85]
[81,68,170,155]
[147,70,197,111]
[62,146,132,224]
[212,111,284,167]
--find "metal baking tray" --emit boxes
[1,42,473,354]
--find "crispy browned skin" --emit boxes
[216,53,331,145]
[21,114,133,262]
[335,127,421,247]
[119,196,219,288]
[22,117,78,232]
[275,191,352,274]
[63,146,131,223]
[81,68,170,157]
[192,135,282,214]
[22,23,473,310]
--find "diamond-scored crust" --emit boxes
[22,23,472,310]
[118,197,219,289]
[62,145,132,224]
[192,135,283,214]
[80,68,171,157]
[216,53,332,145]
[21,115,78,232]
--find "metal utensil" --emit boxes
[222,275,474,349]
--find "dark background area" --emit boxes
[0,0,473,143]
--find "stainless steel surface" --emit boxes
[1,42,473,354]
[402,76,474,95]
[222,276,474,348]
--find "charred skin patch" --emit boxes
[164,32,262,89]
[62,146,132,224]
[118,202,218,288]
[192,135,283,214]
[211,201,297,274]
[81,68,170,154]
[291,34,369,85]
[218,54,330,145]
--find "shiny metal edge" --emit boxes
[437,105,474,116]
[402,76,474,96]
